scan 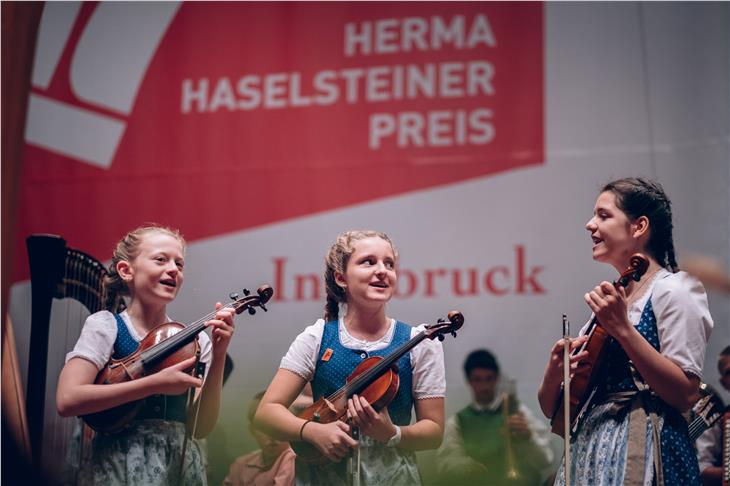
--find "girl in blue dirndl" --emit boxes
[56,225,236,485]
[538,178,713,486]
[255,230,446,485]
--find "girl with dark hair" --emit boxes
[538,177,714,485]
[255,230,446,485]
[56,225,236,485]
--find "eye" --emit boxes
[384,260,395,269]
[361,257,375,265]
[176,260,185,270]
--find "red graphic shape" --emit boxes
[13,2,543,283]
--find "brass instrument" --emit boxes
[502,379,520,480]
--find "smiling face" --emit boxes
[585,191,645,270]
[335,236,397,309]
[118,231,185,305]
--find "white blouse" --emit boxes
[280,317,446,399]
[580,269,713,379]
[66,310,213,370]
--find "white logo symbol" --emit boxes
[25,2,180,168]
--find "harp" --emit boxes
[26,234,125,478]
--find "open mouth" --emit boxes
[591,236,603,245]
[369,281,389,289]
[160,279,177,288]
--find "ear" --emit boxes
[116,260,134,282]
[334,271,347,289]
[632,215,650,239]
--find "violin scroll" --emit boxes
[617,254,649,287]
[229,285,274,315]
[425,310,464,341]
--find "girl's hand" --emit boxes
[301,421,358,462]
[151,356,203,395]
[347,394,397,444]
[585,282,632,340]
[544,335,590,384]
[206,302,236,359]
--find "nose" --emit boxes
[585,216,597,232]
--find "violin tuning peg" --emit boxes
[243,288,251,296]
[229,292,239,300]
[438,334,445,342]
[452,331,457,338]
[260,304,268,312]
[248,307,256,315]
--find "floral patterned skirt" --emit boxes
[553,400,699,486]
[553,402,657,486]
[78,419,206,486]
[295,435,421,486]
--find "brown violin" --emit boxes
[550,254,649,437]
[291,311,464,464]
[82,285,273,433]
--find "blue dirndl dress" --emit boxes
[295,319,422,486]
[554,299,701,486]
[78,314,207,486]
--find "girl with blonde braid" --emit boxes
[57,225,236,485]
[255,230,446,485]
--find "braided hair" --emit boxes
[104,225,186,297]
[323,230,398,322]
[601,177,679,273]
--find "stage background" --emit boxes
[7,2,729,482]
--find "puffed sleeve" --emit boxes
[279,319,325,381]
[409,324,446,399]
[65,310,117,370]
[651,271,713,379]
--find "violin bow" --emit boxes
[563,315,571,486]
[178,350,206,482]
[348,414,361,486]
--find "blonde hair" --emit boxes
[103,225,186,297]
[323,230,398,322]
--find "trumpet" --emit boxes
[502,379,520,480]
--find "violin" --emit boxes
[550,254,649,437]
[82,285,273,433]
[291,311,464,464]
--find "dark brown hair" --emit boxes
[601,177,678,272]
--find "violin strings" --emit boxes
[141,301,242,361]
[326,331,427,403]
